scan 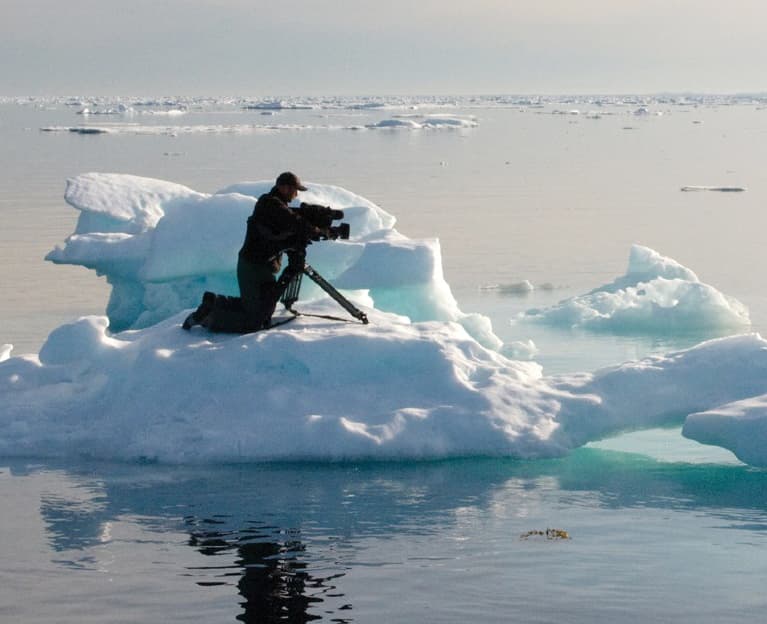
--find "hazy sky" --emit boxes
[2,0,765,95]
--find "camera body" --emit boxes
[294,202,350,240]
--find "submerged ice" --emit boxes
[3,173,767,466]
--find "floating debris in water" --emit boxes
[521,528,570,540]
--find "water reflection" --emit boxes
[6,450,767,621]
[20,453,767,554]
[185,517,349,623]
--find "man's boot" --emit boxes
[182,291,216,330]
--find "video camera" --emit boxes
[279,203,368,326]
[294,202,350,241]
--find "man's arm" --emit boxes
[257,196,320,245]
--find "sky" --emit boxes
[1,0,766,95]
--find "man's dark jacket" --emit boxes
[238,187,313,271]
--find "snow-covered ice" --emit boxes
[38,117,479,136]
[683,395,767,466]
[367,116,477,129]
[46,174,498,347]
[3,308,767,464]
[517,245,750,333]
[40,123,339,135]
[4,174,767,466]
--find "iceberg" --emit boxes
[3,174,767,466]
[45,173,498,348]
[518,245,750,333]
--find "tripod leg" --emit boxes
[303,264,369,324]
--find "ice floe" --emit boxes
[2,175,766,466]
[517,245,750,333]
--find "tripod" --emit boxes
[280,263,369,325]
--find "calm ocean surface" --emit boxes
[1,96,766,622]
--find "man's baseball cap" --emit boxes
[276,171,308,191]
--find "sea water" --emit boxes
[2,455,765,623]
[1,96,767,622]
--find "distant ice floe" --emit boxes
[368,115,478,130]
[42,126,112,135]
[242,100,314,110]
[681,186,746,192]
[39,116,479,136]
[368,118,422,129]
[78,104,135,115]
[9,92,767,114]
[73,105,184,117]
[140,109,188,116]
[518,245,750,333]
[19,92,767,142]
[40,123,331,136]
[481,280,536,295]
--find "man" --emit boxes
[236,171,319,331]
[183,172,318,332]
